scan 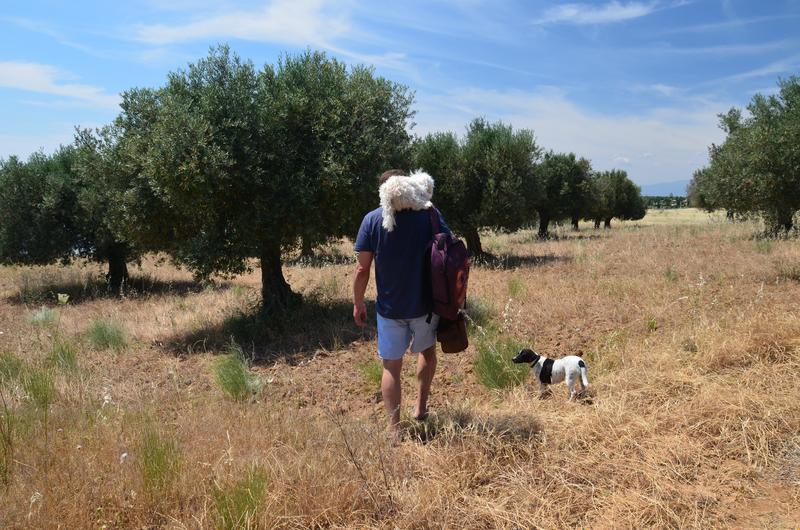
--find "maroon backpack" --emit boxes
[428,207,470,321]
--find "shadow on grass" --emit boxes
[286,253,356,267]
[404,406,542,445]
[166,296,376,364]
[471,253,572,270]
[6,272,222,306]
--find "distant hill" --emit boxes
[639,179,690,197]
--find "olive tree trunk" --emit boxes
[106,249,129,296]
[464,227,483,256]
[593,218,601,229]
[260,244,293,312]
[571,215,580,231]
[538,212,550,239]
[604,217,612,229]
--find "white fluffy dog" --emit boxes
[379,171,434,232]
[512,348,590,400]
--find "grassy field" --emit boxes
[0,210,798,528]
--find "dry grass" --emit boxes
[0,211,798,528]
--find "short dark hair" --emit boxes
[378,169,406,186]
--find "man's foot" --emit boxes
[412,408,429,421]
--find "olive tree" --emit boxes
[0,143,138,294]
[694,77,800,233]
[414,120,540,255]
[587,169,646,228]
[122,46,414,309]
[533,151,593,237]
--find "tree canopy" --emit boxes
[119,45,414,309]
[690,76,800,233]
[533,151,593,237]
[414,119,540,254]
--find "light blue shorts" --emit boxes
[377,313,440,361]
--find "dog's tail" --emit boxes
[578,359,589,388]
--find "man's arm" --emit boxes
[352,250,373,327]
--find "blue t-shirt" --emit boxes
[355,207,451,319]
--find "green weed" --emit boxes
[473,333,528,390]
[506,277,524,298]
[646,316,659,332]
[27,307,57,327]
[0,353,23,385]
[47,339,78,372]
[213,467,268,530]
[754,239,773,255]
[464,296,495,329]
[214,343,263,401]
[664,267,678,282]
[87,320,127,351]
[22,369,55,410]
[138,427,181,496]
[356,360,383,388]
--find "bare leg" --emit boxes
[381,358,403,432]
[414,345,437,419]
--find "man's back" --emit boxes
[355,207,449,319]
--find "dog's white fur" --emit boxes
[533,355,589,399]
[379,171,434,232]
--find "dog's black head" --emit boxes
[512,348,540,365]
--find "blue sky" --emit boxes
[1,0,799,187]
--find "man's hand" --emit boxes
[353,302,367,327]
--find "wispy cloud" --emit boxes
[658,14,800,34]
[533,1,659,25]
[134,0,349,47]
[414,85,727,183]
[717,54,800,84]
[0,16,107,58]
[0,61,120,109]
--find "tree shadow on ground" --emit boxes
[6,272,223,306]
[471,253,572,270]
[164,296,375,364]
[286,253,356,267]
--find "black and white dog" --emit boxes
[512,348,589,400]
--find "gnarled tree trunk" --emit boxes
[604,217,612,229]
[571,215,580,231]
[594,218,601,229]
[538,212,550,239]
[106,246,128,296]
[300,236,314,259]
[260,244,293,312]
[464,227,483,257]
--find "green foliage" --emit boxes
[120,46,413,307]
[356,360,383,388]
[214,343,262,401]
[644,196,688,209]
[0,143,135,293]
[48,339,78,372]
[463,296,495,329]
[473,333,528,390]
[22,369,55,410]
[534,151,593,236]
[646,316,659,332]
[26,306,57,327]
[414,119,540,254]
[692,77,800,233]
[213,467,268,530]
[0,394,15,486]
[87,320,127,351]
[0,353,23,385]
[587,169,646,227]
[138,427,181,495]
[507,277,525,298]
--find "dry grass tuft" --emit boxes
[0,211,798,528]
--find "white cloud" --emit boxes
[134,0,349,47]
[414,86,727,184]
[534,1,659,25]
[0,61,120,109]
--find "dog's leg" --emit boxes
[566,373,578,400]
[538,381,547,399]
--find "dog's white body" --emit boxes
[532,355,589,399]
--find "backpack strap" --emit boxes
[429,206,441,236]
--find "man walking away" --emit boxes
[352,169,451,435]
